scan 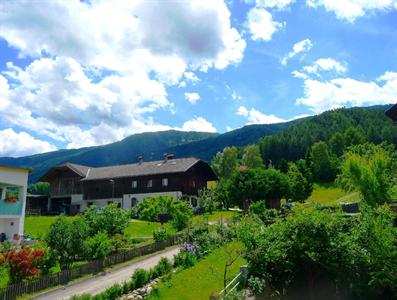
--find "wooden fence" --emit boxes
[0,236,178,300]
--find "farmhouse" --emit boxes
[0,165,30,241]
[40,155,217,215]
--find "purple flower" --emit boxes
[183,242,196,254]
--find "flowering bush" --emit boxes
[0,247,45,282]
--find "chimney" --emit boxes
[164,153,174,162]
[138,156,143,164]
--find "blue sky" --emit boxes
[0,0,397,157]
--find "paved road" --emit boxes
[32,246,179,300]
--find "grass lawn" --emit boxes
[148,242,246,300]
[24,216,76,239]
[192,210,239,223]
[125,220,174,238]
[306,182,359,206]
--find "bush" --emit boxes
[248,276,265,295]
[83,231,112,260]
[131,268,149,288]
[171,201,192,231]
[249,201,278,224]
[153,227,171,242]
[103,283,123,300]
[83,203,129,236]
[173,251,196,269]
[150,257,172,278]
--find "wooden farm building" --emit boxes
[40,156,217,215]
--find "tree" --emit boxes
[227,169,290,212]
[170,201,192,231]
[344,126,366,147]
[329,132,345,157]
[27,182,50,195]
[310,141,339,182]
[45,216,72,269]
[83,203,129,236]
[69,217,90,260]
[242,145,263,169]
[83,231,112,260]
[211,147,239,179]
[337,143,395,207]
[287,162,312,202]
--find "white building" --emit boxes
[0,165,30,242]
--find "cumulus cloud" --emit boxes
[184,92,201,104]
[237,106,287,124]
[296,71,397,113]
[282,39,313,65]
[306,0,397,22]
[179,117,217,132]
[246,7,284,42]
[300,58,347,77]
[0,128,56,157]
[0,0,243,153]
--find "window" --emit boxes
[132,180,138,189]
[162,178,168,187]
[147,179,153,188]
[87,202,93,207]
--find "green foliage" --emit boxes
[211,146,239,179]
[136,196,174,222]
[0,265,10,289]
[194,188,220,214]
[239,205,397,299]
[136,196,192,231]
[46,216,72,269]
[27,182,50,195]
[241,144,263,169]
[131,268,150,288]
[83,231,112,260]
[173,251,197,268]
[153,227,171,242]
[338,143,395,207]
[151,257,173,279]
[226,168,290,210]
[259,106,393,168]
[170,201,192,231]
[309,141,339,182]
[83,203,129,236]
[248,201,278,224]
[287,162,313,202]
[69,217,90,260]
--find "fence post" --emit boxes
[239,265,249,288]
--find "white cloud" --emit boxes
[0,0,244,153]
[256,0,296,9]
[302,58,347,76]
[0,128,56,157]
[282,38,313,65]
[246,7,284,42]
[231,90,242,101]
[184,92,201,104]
[292,70,309,79]
[307,0,397,22]
[296,71,397,113]
[179,117,217,133]
[237,106,287,124]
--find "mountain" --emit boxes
[0,122,294,182]
[259,104,394,167]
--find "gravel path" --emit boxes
[32,246,179,300]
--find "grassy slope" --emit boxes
[306,183,359,206]
[192,210,239,223]
[148,242,246,300]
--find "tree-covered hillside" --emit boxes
[259,105,395,167]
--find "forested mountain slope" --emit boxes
[259,105,395,166]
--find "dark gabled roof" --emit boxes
[39,162,90,182]
[63,163,90,177]
[82,157,201,181]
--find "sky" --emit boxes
[0,0,397,157]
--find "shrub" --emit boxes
[83,203,129,236]
[153,227,171,242]
[171,201,192,231]
[249,201,278,224]
[151,257,172,278]
[103,283,123,300]
[131,268,149,288]
[173,251,196,268]
[248,276,265,295]
[83,231,112,260]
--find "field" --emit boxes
[306,182,359,206]
[148,242,246,300]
